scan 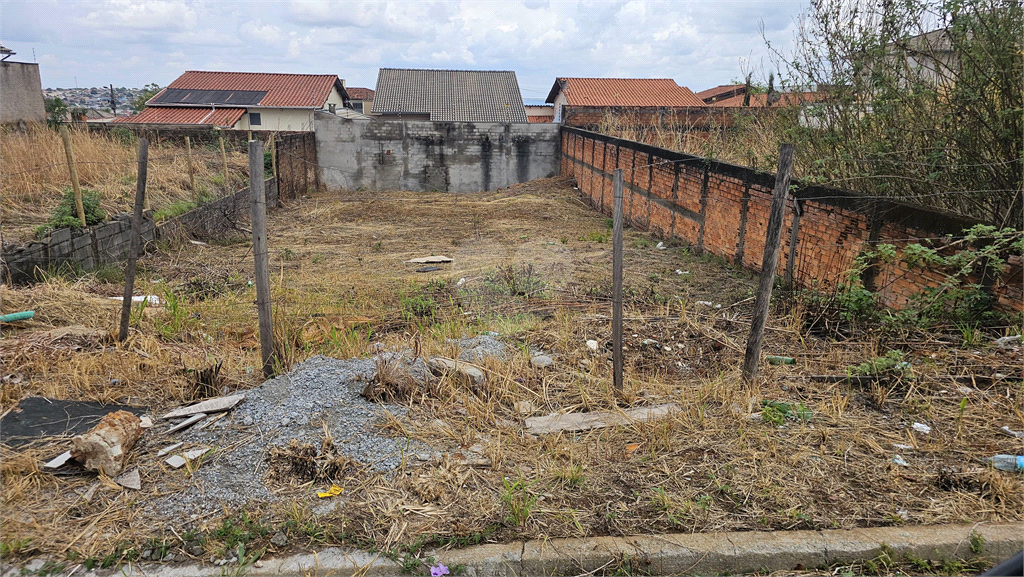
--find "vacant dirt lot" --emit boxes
[1,177,1020,575]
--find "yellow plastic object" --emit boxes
[317,484,344,498]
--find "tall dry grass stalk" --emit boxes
[595,108,805,174]
[1,124,250,241]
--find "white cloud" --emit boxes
[240,20,285,45]
[6,0,808,94]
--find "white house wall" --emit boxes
[234,108,315,131]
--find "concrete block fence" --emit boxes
[561,126,1022,312]
[1,178,276,285]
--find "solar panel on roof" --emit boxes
[151,89,267,106]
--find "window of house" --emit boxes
[249,112,261,126]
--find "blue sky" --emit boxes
[1,0,808,98]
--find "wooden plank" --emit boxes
[612,168,624,391]
[405,256,453,264]
[119,138,149,342]
[165,413,207,434]
[161,393,244,419]
[742,143,796,383]
[250,140,276,377]
[525,403,679,435]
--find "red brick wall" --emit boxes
[561,127,1022,312]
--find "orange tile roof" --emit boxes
[696,84,747,104]
[546,78,705,107]
[112,106,245,127]
[346,87,374,100]
[527,116,553,123]
[153,71,342,108]
[710,91,821,107]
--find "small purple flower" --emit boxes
[430,563,450,577]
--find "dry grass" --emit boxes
[597,108,806,174]
[0,124,251,242]
[1,177,1021,570]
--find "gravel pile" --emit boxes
[144,354,435,524]
[144,335,510,525]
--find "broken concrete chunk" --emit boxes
[428,357,485,387]
[166,413,207,434]
[44,450,73,469]
[161,394,244,420]
[530,355,554,368]
[514,400,537,415]
[165,448,213,469]
[525,403,680,435]
[70,410,143,476]
[139,416,154,428]
[404,255,453,264]
[157,442,184,457]
[114,467,141,490]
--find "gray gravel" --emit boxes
[143,354,434,524]
[455,334,508,362]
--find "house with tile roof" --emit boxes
[114,71,350,131]
[696,84,820,108]
[545,77,704,124]
[345,87,374,115]
[371,68,528,123]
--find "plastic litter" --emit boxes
[766,356,796,365]
[317,484,344,498]
[0,311,34,323]
[892,455,909,467]
[912,422,931,434]
[999,426,1024,439]
[983,455,1024,472]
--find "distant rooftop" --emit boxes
[546,78,705,108]
[372,68,528,123]
[150,71,345,108]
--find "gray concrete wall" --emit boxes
[0,61,46,125]
[1,179,277,284]
[314,110,561,193]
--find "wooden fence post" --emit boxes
[249,140,275,377]
[59,124,87,227]
[612,168,625,392]
[219,130,229,193]
[742,143,796,383]
[119,138,149,342]
[185,136,196,198]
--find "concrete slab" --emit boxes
[1,523,1019,577]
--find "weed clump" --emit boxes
[35,188,106,236]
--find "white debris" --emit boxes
[912,422,931,434]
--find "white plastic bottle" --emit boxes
[984,455,1024,471]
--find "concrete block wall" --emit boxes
[1,178,276,284]
[562,127,1022,311]
[315,111,561,193]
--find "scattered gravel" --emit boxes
[455,334,508,362]
[143,354,434,524]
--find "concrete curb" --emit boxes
[6,522,1020,577]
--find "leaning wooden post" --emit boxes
[249,140,275,377]
[269,133,277,177]
[219,130,229,193]
[59,124,87,227]
[119,138,149,342]
[185,136,196,198]
[741,143,796,383]
[612,168,624,392]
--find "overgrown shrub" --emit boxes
[36,188,106,236]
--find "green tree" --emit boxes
[44,96,68,128]
[767,0,1022,225]
[131,83,162,113]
